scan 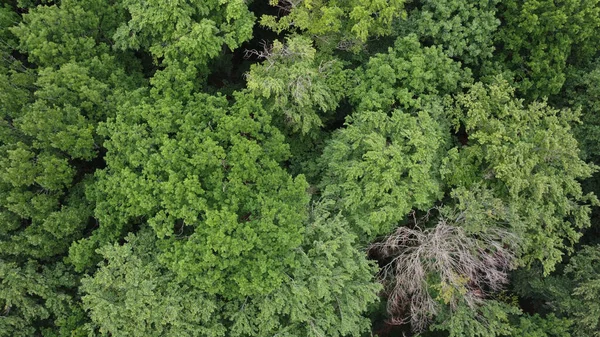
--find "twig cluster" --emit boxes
[370,212,518,332]
[276,0,304,11]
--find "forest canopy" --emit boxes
[1,0,600,336]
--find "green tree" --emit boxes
[1,2,141,335]
[224,201,381,337]
[82,202,380,337]
[113,0,255,85]
[245,35,347,134]
[350,34,469,112]
[319,35,466,239]
[561,245,600,336]
[559,60,600,161]
[428,300,520,337]
[260,0,407,51]
[4,1,600,336]
[81,230,226,337]
[513,245,600,337]
[85,90,309,297]
[10,0,128,68]
[397,0,500,67]
[320,106,450,239]
[0,260,86,337]
[510,314,572,337]
[444,79,597,273]
[2,0,141,262]
[0,56,136,262]
[494,0,600,98]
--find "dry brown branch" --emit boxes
[370,211,518,332]
[244,39,312,72]
[276,0,304,11]
[336,38,359,51]
[243,40,274,61]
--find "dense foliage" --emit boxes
[1,1,600,336]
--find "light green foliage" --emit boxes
[1,0,141,262]
[113,0,254,78]
[319,35,465,239]
[4,0,600,335]
[495,0,600,98]
[10,0,126,67]
[320,105,449,239]
[350,34,468,112]
[89,91,309,297]
[261,0,406,50]
[224,201,380,337]
[399,0,500,66]
[444,79,597,273]
[81,230,226,337]
[82,204,380,337]
[245,36,347,134]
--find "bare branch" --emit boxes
[244,40,274,61]
[370,211,519,332]
[276,0,304,12]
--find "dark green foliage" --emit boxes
[564,245,600,336]
[1,0,141,262]
[510,314,572,337]
[399,0,500,67]
[81,230,226,337]
[318,35,466,239]
[561,61,600,161]
[10,0,127,67]
[223,202,381,337]
[0,2,141,335]
[513,245,600,337]
[0,260,85,337]
[494,0,600,98]
[429,300,520,337]
[113,0,255,84]
[0,4,19,51]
